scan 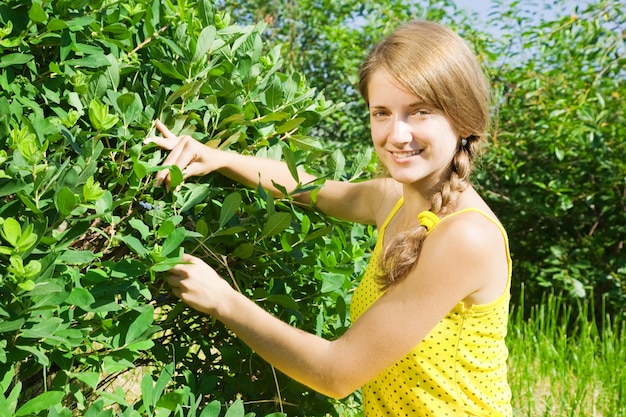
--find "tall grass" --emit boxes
[508,290,626,416]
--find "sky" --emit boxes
[453,0,595,30]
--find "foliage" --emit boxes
[478,0,626,317]
[1,0,624,416]
[0,0,374,415]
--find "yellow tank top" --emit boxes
[350,198,513,416]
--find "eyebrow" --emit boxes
[369,102,425,109]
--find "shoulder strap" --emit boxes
[379,197,404,234]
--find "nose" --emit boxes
[388,118,412,145]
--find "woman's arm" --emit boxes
[145,120,391,224]
[167,213,509,398]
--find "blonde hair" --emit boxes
[358,20,491,288]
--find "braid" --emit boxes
[377,139,478,289]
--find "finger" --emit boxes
[155,119,178,139]
[170,286,182,299]
[155,144,196,188]
[182,162,206,179]
[180,253,197,263]
[144,135,179,151]
[144,120,180,149]
[152,138,187,185]
[167,272,182,285]
[168,253,195,276]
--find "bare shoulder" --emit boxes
[437,210,505,248]
[421,210,509,305]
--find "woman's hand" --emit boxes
[144,120,221,189]
[166,253,235,316]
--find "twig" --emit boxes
[130,24,170,55]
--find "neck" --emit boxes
[400,185,433,217]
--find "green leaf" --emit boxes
[65,287,95,309]
[168,165,184,190]
[84,399,111,417]
[28,2,48,23]
[199,400,222,417]
[287,135,324,151]
[263,79,282,109]
[117,93,143,124]
[55,186,78,216]
[321,272,346,293]
[194,26,217,62]
[20,317,63,339]
[224,399,245,417]
[275,117,305,134]
[16,345,49,366]
[1,217,21,247]
[153,362,175,408]
[66,54,111,68]
[161,227,185,257]
[73,372,100,388]
[258,112,289,123]
[0,179,28,197]
[122,235,148,257]
[15,391,64,416]
[262,212,291,238]
[125,307,155,345]
[22,259,41,279]
[83,177,105,202]
[140,372,154,413]
[129,218,151,240]
[232,243,254,259]
[17,280,36,291]
[180,184,212,212]
[16,224,37,253]
[330,149,346,181]
[0,53,34,68]
[219,192,242,227]
[58,249,96,264]
[282,147,299,183]
[0,318,26,333]
[0,365,14,392]
[265,294,299,310]
[156,391,184,411]
[47,18,68,31]
[88,99,118,131]
[150,255,182,272]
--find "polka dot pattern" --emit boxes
[350,202,513,417]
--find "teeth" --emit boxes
[391,150,420,159]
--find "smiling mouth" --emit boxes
[390,150,422,159]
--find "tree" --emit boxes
[478,0,626,317]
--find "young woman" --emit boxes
[146,20,512,416]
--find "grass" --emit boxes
[508,290,626,417]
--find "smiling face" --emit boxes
[358,20,492,197]
[367,69,460,191]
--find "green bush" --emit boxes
[0,0,374,415]
[477,1,626,317]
